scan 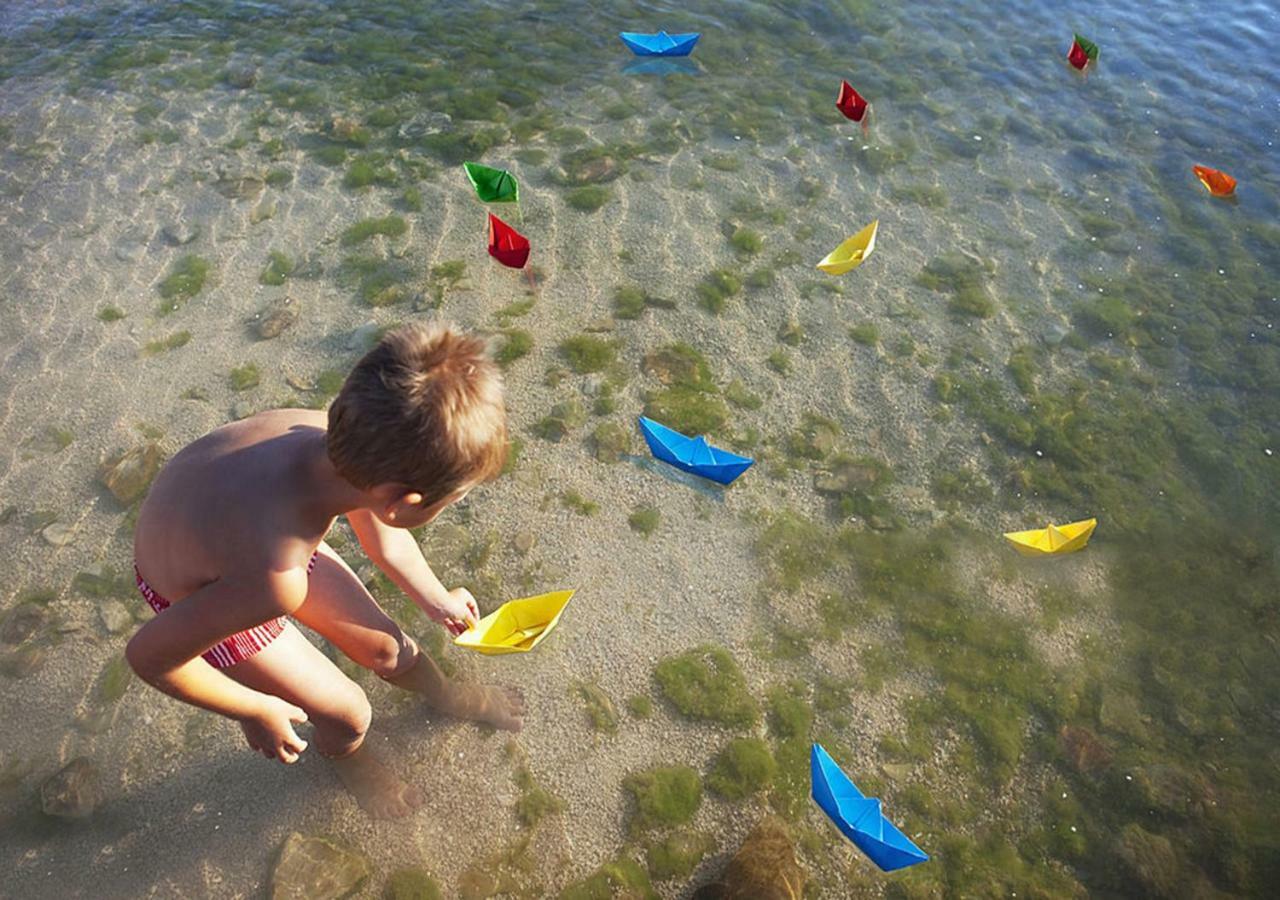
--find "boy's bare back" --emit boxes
[134,408,332,602]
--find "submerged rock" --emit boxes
[1058,725,1111,776]
[256,297,300,340]
[213,175,265,201]
[99,600,133,635]
[161,222,202,246]
[41,521,76,547]
[0,603,45,646]
[1116,824,1181,899]
[270,833,371,900]
[814,456,886,496]
[512,531,536,556]
[40,757,102,819]
[693,817,806,900]
[224,61,258,89]
[99,443,162,505]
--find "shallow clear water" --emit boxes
[0,1,1277,897]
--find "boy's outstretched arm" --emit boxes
[125,570,311,763]
[346,508,479,635]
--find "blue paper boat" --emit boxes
[637,416,753,485]
[618,30,701,57]
[811,743,929,873]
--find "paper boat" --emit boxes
[453,590,575,655]
[1067,33,1099,71]
[817,221,878,275]
[811,743,929,872]
[1192,165,1236,197]
[836,79,868,122]
[638,416,753,485]
[1003,517,1097,557]
[487,212,530,269]
[619,30,700,57]
[463,161,518,203]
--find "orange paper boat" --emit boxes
[1192,165,1236,197]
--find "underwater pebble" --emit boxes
[256,297,300,340]
[249,198,278,224]
[701,816,806,898]
[99,443,162,505]
[270,833,370,900]
[40,758,102,819]
[41,521,76,547]
[99,601,132,635]
[347,321,380,352]
[224,61,258,89]
[161,223,201,246]
[114,240,145,263]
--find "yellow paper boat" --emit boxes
[453,589,575,655]
[816,220,878,275]
[1003,518,1097,557]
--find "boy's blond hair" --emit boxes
[327,323,507,504]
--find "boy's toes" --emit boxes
[404,783,426,810]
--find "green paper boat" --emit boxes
[463,161,518,203]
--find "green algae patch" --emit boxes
[849,323,880,345]
[559,335,616,374]
[729,227,763,255]
[708,737,776,800]
[624,765,702,833]
[565,185,610,212]
[574,681,619,734]
[644,387,729,436]
[385,868,443,900]
[97,305,126,323]
[767,683,814,740]
[495,330,532,367]
[628,505,660,537]
[558,857,657,900]
[654,645,758,727]
[259,250,294,286]
[141,330,192,357]
[156,254,210,309]
[560,490,597,516]
[229,363,260,392]
[696,268,741,314]
[916,251,996,318]
[627,694,653,718]
[646,831,715,881]
[340,215,407,246]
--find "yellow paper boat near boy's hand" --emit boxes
[817,220,878,275]
[453,590,575,655]
[1003,518,1097,557]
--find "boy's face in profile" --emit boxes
[375,484,472,529]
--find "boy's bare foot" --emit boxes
[329,745,425,819]
[428,680,525,732]
[384,652,525,731]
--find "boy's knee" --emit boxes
[316,688,372,754]
[364,630,418,679]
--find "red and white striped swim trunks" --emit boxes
[134,553,318,669]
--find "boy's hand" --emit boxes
[240,696,309,764]
[428,587,480,637]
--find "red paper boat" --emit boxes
[487,213,530,269]
[836,80,868,122]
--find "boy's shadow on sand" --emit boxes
[0,695,494,895]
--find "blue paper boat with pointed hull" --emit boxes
[637,416,753,485]
[811,743,929,873]
[619,30,701,57]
